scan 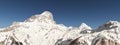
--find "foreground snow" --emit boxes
[0,11,120,45]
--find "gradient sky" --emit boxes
[0,0,120,29]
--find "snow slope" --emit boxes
[0,11,120,45]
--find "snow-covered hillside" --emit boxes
[0,11,120,45]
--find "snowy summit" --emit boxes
[0,11,120,45]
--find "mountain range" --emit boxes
[0,11,120,45]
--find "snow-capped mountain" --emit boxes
[0,11,120,45]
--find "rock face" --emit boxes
[92,37,119,45]
[69,38,88,45]
[0,11,120,45]
[4,36,23,45]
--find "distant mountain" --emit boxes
[0,11,120,45]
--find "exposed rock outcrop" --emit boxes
[69,38,88,45]
[92,37,119,45]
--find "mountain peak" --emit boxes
[107,20,119,25]
[79,23,92,30]
[41,11,53,16]
[97,21,120,30]
[0,11,120,45]
[25,11,56,24]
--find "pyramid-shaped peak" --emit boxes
[79,23,92,30]
[80,23,87,26]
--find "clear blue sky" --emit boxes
[0,0,120,29]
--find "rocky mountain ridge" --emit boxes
[0,11,120,45]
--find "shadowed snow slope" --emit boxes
[0,11,120,45]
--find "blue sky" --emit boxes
[0,0,120,29]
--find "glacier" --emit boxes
[0,11,120,45]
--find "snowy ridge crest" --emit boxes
[0,11,120,45]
